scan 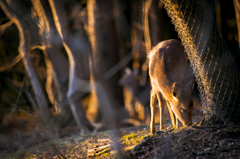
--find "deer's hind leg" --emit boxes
[156,92,165,130]
[150,89,157,134]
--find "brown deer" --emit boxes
[149,39,194,134]
[119,68,151,122]
[119,68,151,106]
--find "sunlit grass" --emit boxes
[121,132,145,145]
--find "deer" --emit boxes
[119,68,151,106]
[149,39,194,134]
[119,68,151,122]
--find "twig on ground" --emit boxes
[87,144,112,157]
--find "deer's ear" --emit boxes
[172,82,181,101]
[184,79,194,94]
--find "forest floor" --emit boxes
[1,118,240,159]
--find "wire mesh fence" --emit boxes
[161,0,240,123]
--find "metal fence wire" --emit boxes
[161,0,240,123]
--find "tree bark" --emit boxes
[32,0,74,128]
[48,0,93,132]
[149,0,165,46]
[0,0,51,122]
[162,0,240,123]
[131,0,145,70]
[114,0,131,44]
[114,0,132,61]
[233,0,240,48]
[87,0,125,125]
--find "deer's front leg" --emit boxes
[176,118,179,128]
[166,101,176,128]
[157,92,165,130]
[150,90,157,134]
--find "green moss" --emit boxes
[122,132,137,140]
[140,135,145,139]
[121,132,146,146]
[82,133,92,138]
[27,155,36,159]
[103,130,111,135]
[26,151,32,156]
[102,152,110,157]
[68,144,80,154]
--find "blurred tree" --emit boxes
[87,0,125,128]
[131,0,144,70]
[149,0,165,46]
[48,0,94,133]
[233,0,240,48]
[0,0,51,123]
[31,0,74,128]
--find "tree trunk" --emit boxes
[143,0,152,54]
[114,0,132,61]
[131,0,145,70]
[149,0,165,46]
[162,0,240,123]
[0,0,51,122]
[32,0,74,128]
[114,0,131,44]
[233,0,240,48]
[48,0,94,132]
[87,0,125,125]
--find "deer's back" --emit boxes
[149,39,187,98]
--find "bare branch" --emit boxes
[0,54,22,71]
[102,52,133,80]
[2,75,26,125]
[31,44,46,51]
[0,0,51,121]
[24,90,39,113]
[0,19,13,35]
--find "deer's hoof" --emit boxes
[150,128,156,135]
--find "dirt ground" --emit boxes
[1,108,240,159]
[125,124,240,159]
[2,119,240,159]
